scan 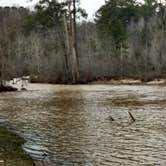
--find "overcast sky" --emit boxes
[0,0,105,18]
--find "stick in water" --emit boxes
[109,115,115,121]
[128,111,135,122]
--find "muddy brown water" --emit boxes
[0,84,166,166]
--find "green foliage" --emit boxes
[139,0,158,19]
[23,0,87,33]
[23,0,65,32]
[95,0,159,48]
[95,0,141,47]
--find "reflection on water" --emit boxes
[0,84,166,165]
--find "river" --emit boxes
[0,84,166,166]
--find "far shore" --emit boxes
[0,126,56,166]
[0,78,166,93]
[90,78,166,85]
[30,77,166,85]
[0,85,17,92]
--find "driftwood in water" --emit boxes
[108,112,136,123]
[128,111,136,122]
[109,115,115,121]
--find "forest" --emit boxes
[0,0,166,84]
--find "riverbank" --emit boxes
[0,127,33,166]
[0,127,58,166]
[91,78,166,85]
[30,75,166,85]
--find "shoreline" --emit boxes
[90,78,166,85]
[0,86,17,92]
[0,126,33,166]
[0,126,56,166]
[1,78,165,90]
[30,78,166,86]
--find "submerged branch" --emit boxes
[128,111,136,122]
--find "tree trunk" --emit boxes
[120,43,123,79]
[73,0,79,66]
[65,0,79,83]
[0,55,4,87]
[63,14,71,81]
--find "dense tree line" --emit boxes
[96,0,166,81]
[0,0,166,84]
